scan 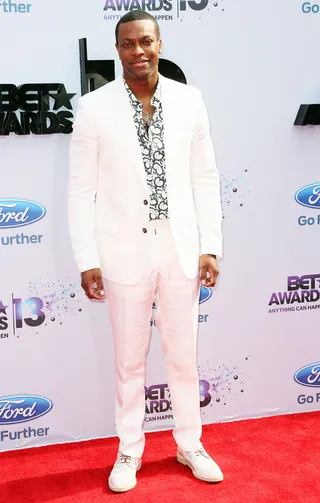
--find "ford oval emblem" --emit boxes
[294,363,320,387]
[294,183,320,209]
[0,395,53,425]
[199,286,212,304]
[0,199,46,229]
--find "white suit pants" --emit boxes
[105,219,202,457]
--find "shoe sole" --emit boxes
[177,453,224,483]
[108,479,137,493]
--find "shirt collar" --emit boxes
[123,76,162,108]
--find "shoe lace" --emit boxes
[195,448,208,457]
[120,454,132,464]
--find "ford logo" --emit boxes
[0,199,46,229]
[294,183,320,209]
[199,286,212,304]
[0,395,53,425]
[294,363,320,387]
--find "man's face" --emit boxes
[116,20,162,81]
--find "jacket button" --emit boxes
[142,228,147,233]
[143,200,148,205]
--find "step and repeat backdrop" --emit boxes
[0,0,319,452]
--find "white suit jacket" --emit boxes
[68,75,222,285]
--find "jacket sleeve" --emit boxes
[68,97,101,273]
[190,89,223,257]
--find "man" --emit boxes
[68,10,223,493]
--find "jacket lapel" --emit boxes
[160,76,179,181]
[113,77,149,192]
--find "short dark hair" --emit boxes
[115,10,160,44]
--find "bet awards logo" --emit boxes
[268,274,320,314]
[144,379,211,423]
[0,296,45,339]
[103,0,209,19]
[0,84,76,136]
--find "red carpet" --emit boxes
[0,412,319,503]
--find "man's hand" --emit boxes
[199,255,219,287]
[81,268,105,300]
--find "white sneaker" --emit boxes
[177,447,224,483]
[108,453,141,492]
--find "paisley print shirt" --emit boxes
[124,78,169,221]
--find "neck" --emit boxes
[124,70,159,102]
